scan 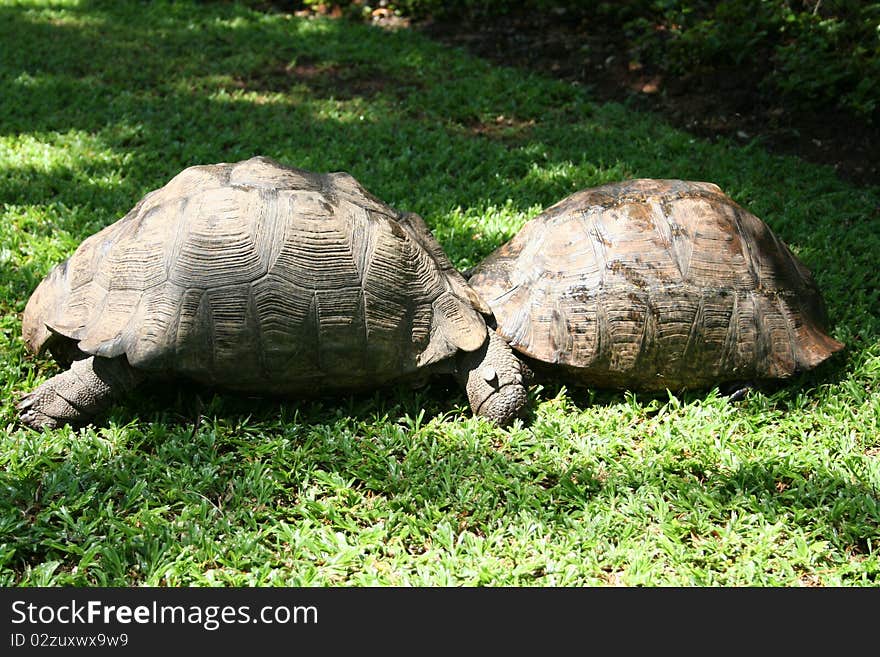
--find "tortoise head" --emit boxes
[455,329,530,426]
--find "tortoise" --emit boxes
[467,179,844,394]
[18,156,528,429]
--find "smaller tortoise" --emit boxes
[19,156,528,429]
[467,179,844,393]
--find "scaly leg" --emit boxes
[455,329,530,426]
[18,355,143,430]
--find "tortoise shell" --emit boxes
[467,179,844,390]
[22,156,490,396]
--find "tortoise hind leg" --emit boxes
[17,355,143,430]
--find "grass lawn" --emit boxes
[1,0,878,586]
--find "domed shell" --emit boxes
[23,156,490,395]
[467,179,843,390]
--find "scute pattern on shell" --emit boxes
[468,179,843,390]
[22,156,488,395]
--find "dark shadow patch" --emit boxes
[419,8,880,188]
[467,114,536,143]
[231,56,417,100]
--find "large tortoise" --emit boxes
[467,179,844,393]
[18,156,528,429]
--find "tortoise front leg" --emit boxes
[17,355,143,430]
[455,329,530,426]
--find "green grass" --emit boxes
[1,0,878,586]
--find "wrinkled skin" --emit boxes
[17,355,143,430]
[455,329,530,426]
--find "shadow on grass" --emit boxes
[105,371,470,430]
[534,348,854,416]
